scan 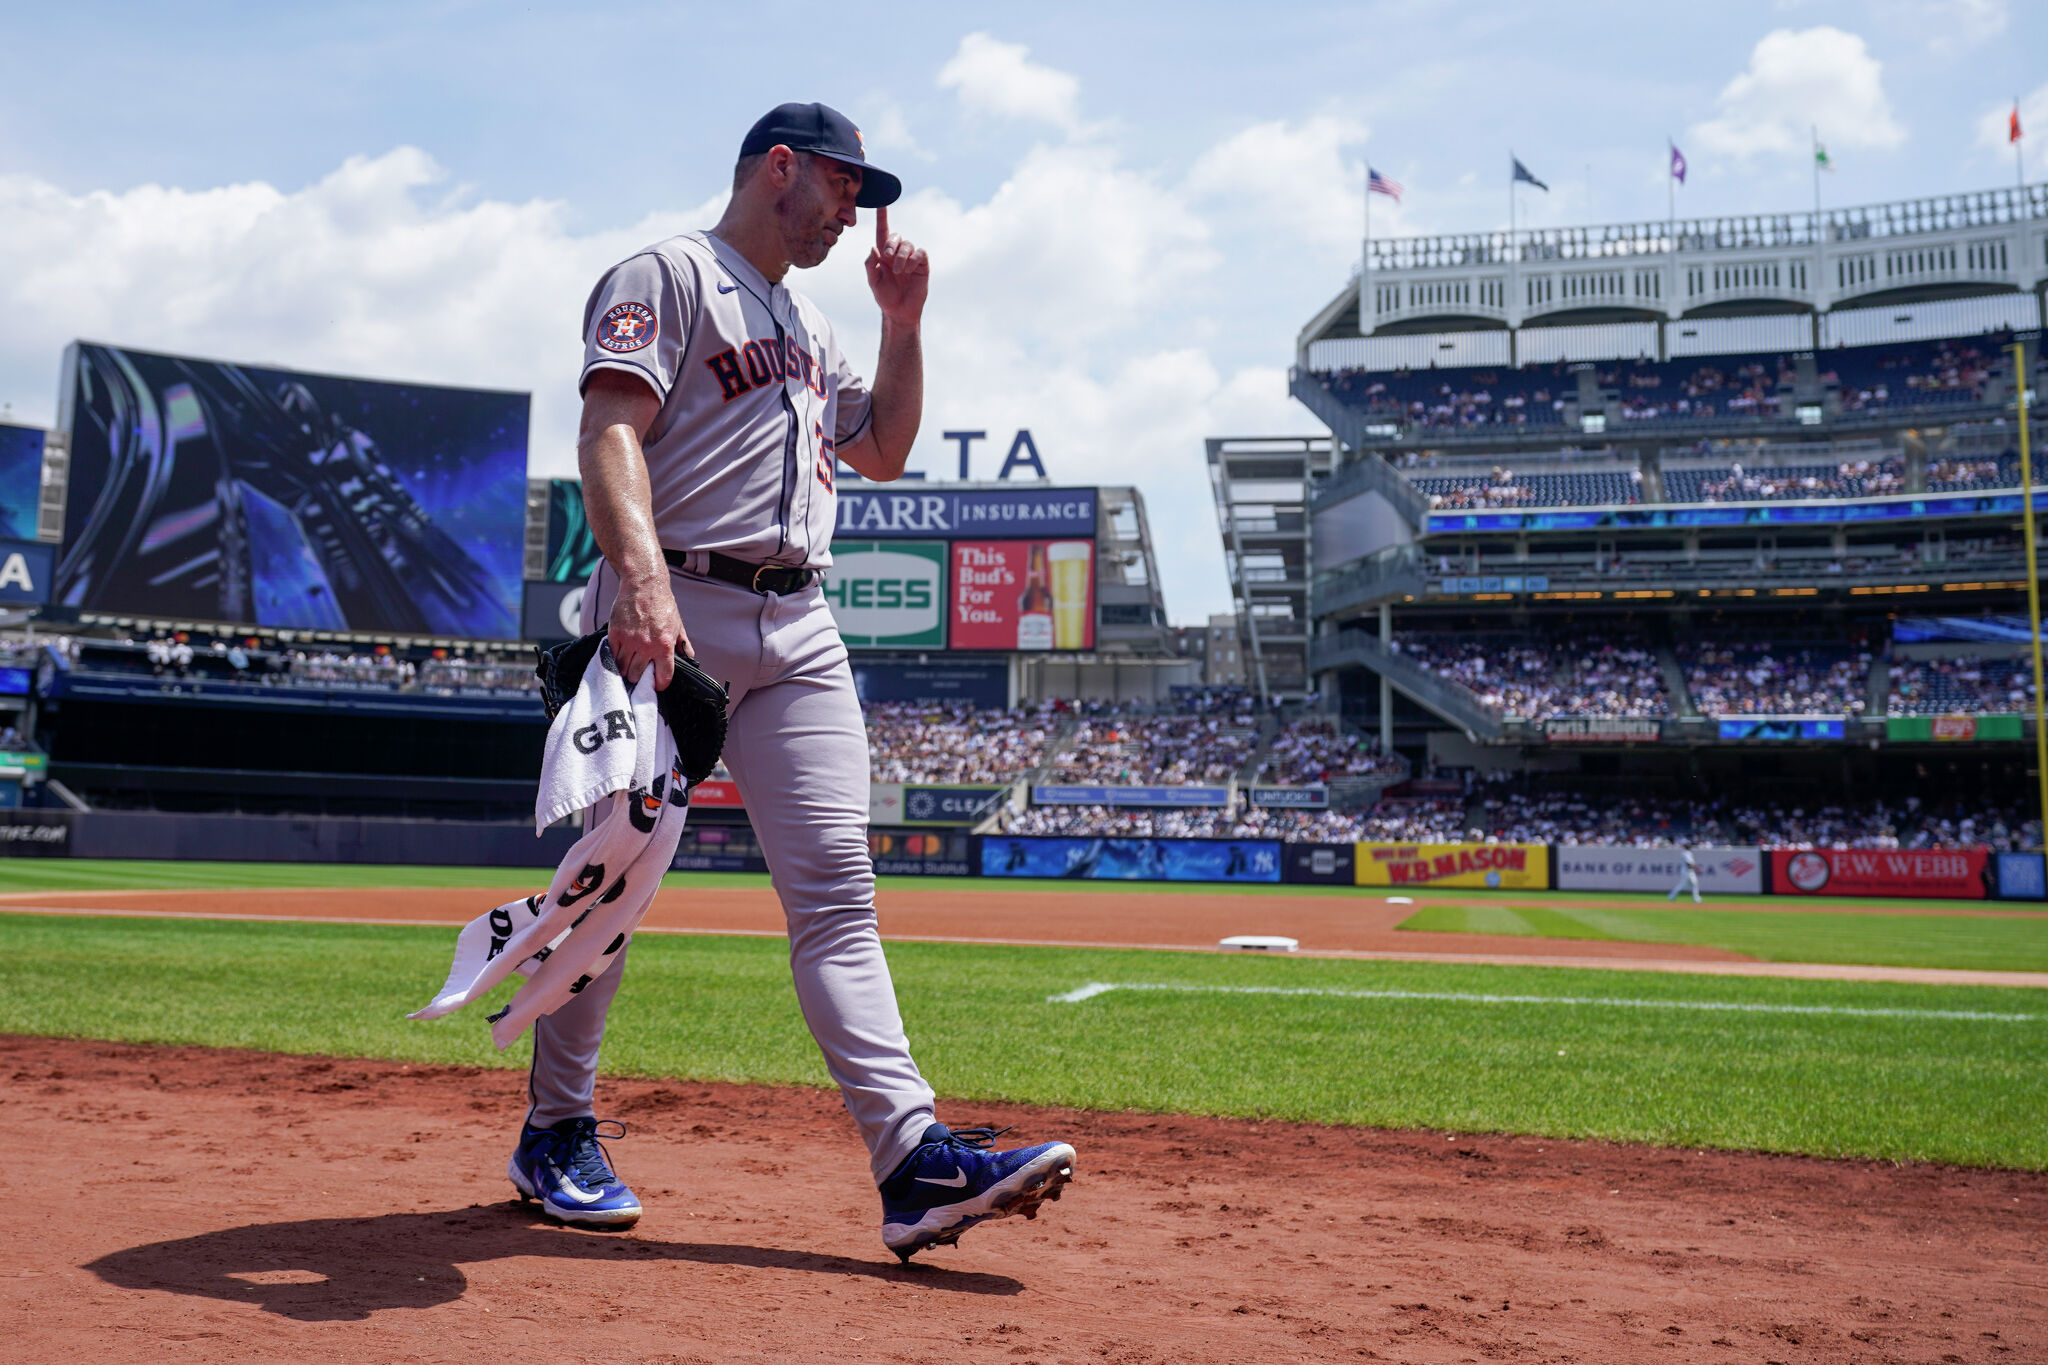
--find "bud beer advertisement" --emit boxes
[950,540,1094,651]
[1769,848,1991,900]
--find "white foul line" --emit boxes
[1045,981,2037,1022]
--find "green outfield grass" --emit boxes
[1,910,2042,1168]
[1397,902,2048,973]
[5,858,2024,911]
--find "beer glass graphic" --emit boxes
[1048,541,1091,648]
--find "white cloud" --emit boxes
[0,38,1375,625]
[1690,27,1905,160]
[1884,0,2007,55]
[1975,83,2048,177]
[856,96,933,164]
[936,33,1085,136]
[0,149,721,472]
[1185,115,1374,258]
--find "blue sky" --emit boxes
[1,1,2040,620]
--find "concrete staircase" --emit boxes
[1657,644,1698,717]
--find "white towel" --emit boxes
[411,644,689,1048]
[533,638,662,834]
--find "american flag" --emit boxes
[1367,167,1404,203]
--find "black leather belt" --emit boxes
[664,548,819,595]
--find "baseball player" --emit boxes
[1668,844,1702,903]
[506,102,1074,1263]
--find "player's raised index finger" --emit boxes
[876,206,889,250]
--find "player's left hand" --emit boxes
[866,207,928,325]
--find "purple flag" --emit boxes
[1670,143,1688,184]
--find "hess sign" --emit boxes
[823,541,947,648]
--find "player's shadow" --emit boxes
[86,1202,1022,1320]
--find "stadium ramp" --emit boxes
[1308,632,1502,742]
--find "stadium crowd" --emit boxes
[865,702,1061,785]
[1394,632,1668,718]
[1680,642,1871,715]
[1476,785,2040,851]
[1829,337,1994,413]
[1609,355,1790,422]
[1681,458,1906,502]
[1888,656,2035,715]
[1045,707,1260,785]
[1254,720,1397,785]
[1926,453,2021,491]
[1321,367,1565,431]
[997,796,1464,844]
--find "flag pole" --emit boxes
[1811,124,1822,220]
[1666,141,1675,227]
[2014,338,2048,855]
[2018,96,2028,196]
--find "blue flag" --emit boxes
[1511,157,1548,191]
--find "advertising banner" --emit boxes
[0,811,72,857]
[1995,853,2046,901]
[0,668,29,696]
[851,658,1009,708]
[1717,718,1845,740]
[824,541,947,648]
[0,539,53,608]
[870,782,903,825]
[870,828,972,877]
[1031,784,1231,807]
[1429,491,2048,535]
[1355,842,1551,889]
[981,835,1280,882]
[521,580,585,643]
[951,539,1094,651]
[1885,715,2025,742]
[0,424,43,541]
[1554,845,1763,894]
[543,479,605,584]
[671,823,764,873]
[1544,717,1663,743]
[58,343,527,637]
[1769,848,1991,900]
[689,780,744,809]
[1248,786,1329,809]
[902,784,1007,825]
[836,486,1097,540]
[1282,842,1355,884]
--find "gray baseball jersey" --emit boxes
[580,230,874,568]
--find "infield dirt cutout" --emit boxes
[6,1033,2043,1363]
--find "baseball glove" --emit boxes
[534,628,730,786]
[655,650,730,786]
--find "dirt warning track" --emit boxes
[6,1034,2043,1364]
[7,884,2048,988]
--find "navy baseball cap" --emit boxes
[740,102,902,208]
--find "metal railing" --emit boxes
[1312,544,1429,618]
[1367,185,2048,273]
[1308,632,1503,741]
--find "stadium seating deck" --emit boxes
[1318,364,1569,431]
[1888,656,2036,715]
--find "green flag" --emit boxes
[1814,140,1835,171]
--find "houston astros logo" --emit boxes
[597,301,657,353]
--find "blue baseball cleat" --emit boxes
[507,1116,643,1229]
[880,1123,1076,1263]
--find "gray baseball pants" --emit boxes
[526,561,937,1184]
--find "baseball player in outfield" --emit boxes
[1668,844,1702,903]
[506,102,1075,1262]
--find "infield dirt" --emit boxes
[6,1033,2042,1363]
